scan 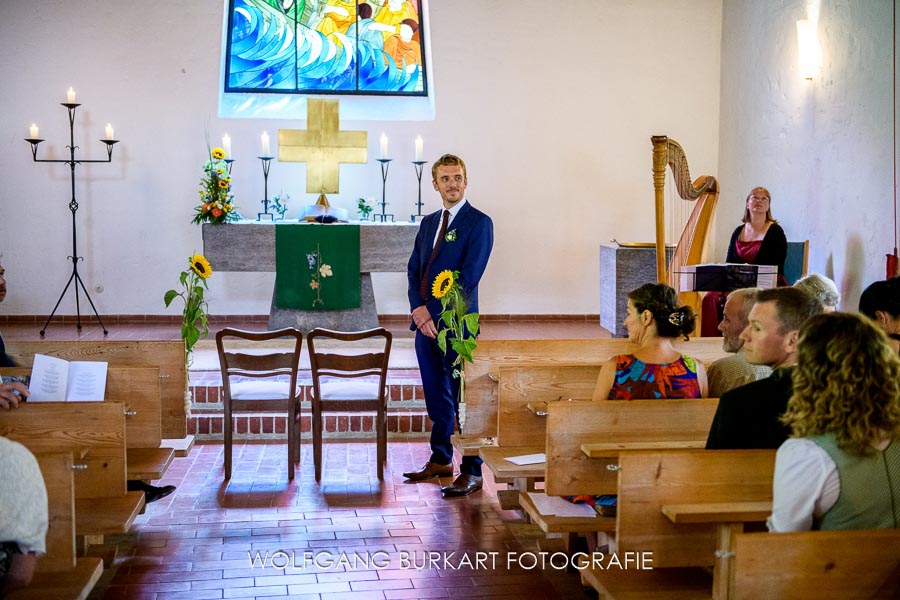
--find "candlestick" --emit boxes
[411,160,428,222]
[24,101,117,336]
[415,135,423,162]
[29,123,39,138]
[222,133,232,159]
[105,123,114,140]
[261,131,271,157]
[257,155,275,221]
[376,158,395,222]
[379,133,388,160]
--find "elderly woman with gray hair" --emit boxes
[794,274,841,312]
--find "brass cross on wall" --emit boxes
[278,99,367,194]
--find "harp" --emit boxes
[652,136,719,318]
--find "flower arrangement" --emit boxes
[271,191,290,221]
[432,269,480,409]
[357,197,374,220]
[193,147,237,225]
[164,253,213,354]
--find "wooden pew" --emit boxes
[5,340,188,441]
[514,399,718,539]
[479,364,601,509]
[0,366,176,481]
[7,451,104,600]
[0,403,146,548]
[456,337,728,459]
[733,529,900,600]
[580,449,776,600]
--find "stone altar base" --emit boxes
[268,273,379,332]
[600,243,673,337]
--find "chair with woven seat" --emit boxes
[307,327,392,481]
[215,327,303,480]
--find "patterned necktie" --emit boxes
[420,209,450,301]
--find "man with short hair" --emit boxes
[706,288,772,398]
[706,287,822,449]
[0,262,29,409]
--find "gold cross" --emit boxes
[278,99,367,194]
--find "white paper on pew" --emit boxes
[526,492,596,518]
[27,354,68,402]
[65,361,108,402]
[505,453,546,465]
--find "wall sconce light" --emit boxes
[796,19,821,80]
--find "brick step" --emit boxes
[189,411,434,442]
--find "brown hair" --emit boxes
[755,287,823,334]
[431,154,466,181]
[741,186,776,223]
[627,283,695,340]
[783,313,900,456]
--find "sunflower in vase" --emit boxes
[193,146,238,225]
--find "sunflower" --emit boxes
[217,179,229,189]
[190,253,212,279]
[211,147,226,160]
[431,270,454,299]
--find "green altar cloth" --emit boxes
[275,224,361,310]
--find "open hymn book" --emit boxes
[28,354,108,402]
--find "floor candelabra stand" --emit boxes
[25,102,118,336]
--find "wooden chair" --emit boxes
[215,327,303,480]
[307,327,392,481]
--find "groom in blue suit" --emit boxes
[404,154,493,497]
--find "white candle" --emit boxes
[29,123,39,138]
[105,123,114,140]
[414,135,423,161]
[67,87,76,103]
[380,133,389,159]
[222,133,232,158]
[261,131,271,157]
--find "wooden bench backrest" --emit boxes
[616,449,775,568]
[734,529,900,599]
[0,403,126,499]
[33,451,76,571]
[466,337,727,438]
[497,365,601,447]
[544,399,719,495]
[6,341,185,439]
[0,366,161,449]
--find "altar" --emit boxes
[202,221,419,331]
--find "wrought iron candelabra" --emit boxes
[411,160,428,222]
[25,102,118,336]
[257,156,274,221]
[376,158,395,222]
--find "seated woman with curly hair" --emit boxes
[594,283,707,400]
[768,312,900,532]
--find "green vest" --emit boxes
[809,433,900,530]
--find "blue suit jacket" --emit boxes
[407,201,493,327]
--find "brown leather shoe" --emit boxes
[403,462,453,481]
[441,473,483,497]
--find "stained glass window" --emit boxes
[225,0,427,96]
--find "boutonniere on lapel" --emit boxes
[444,229,458,243]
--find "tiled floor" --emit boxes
[93,441,597,599]
[2,318,609,599]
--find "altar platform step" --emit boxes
[187,367,433,441]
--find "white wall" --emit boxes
[715,0,894,309]
[0,0,722,317]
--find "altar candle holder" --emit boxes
[225,158,235,175]
[25,101,118,336]
[411,160,428,222]
[257,155,274,221]
[376,158,395,222]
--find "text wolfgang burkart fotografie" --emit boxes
[249,549,654,571]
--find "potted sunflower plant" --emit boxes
[164,253,213,417]
[432,269,480,429]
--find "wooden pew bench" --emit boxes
[5,340,189,445]
[7,451,104,600]
[515,400,718,543]
[0,403,145,552]
[733,529,900,599]
[0,366,176,481]
[580,448,776,600]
